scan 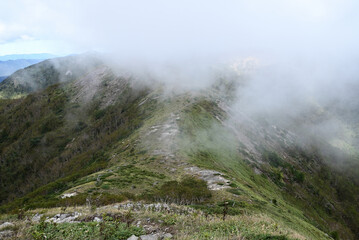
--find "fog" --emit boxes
[2,0,359,155]
[3,1,359,58]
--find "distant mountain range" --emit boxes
[0,53,56,61]
[0,59,44,77]
[0,53,56,81]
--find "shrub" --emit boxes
[39,114,63,133]
[330,231,339,240]
[101,184,110,190]
[93,109,106,120]
[73,121,87,132]
[269,169,284,186]
[153,176,212,204]
[263,151,284,168]
[293,170,305,183]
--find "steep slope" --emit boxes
[0,55,358,239]
[0,61,150,203]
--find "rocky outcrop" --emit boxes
[185,166,231,190]
[45,212,81,223]
[127,232,173,240]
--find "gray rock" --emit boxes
[45,212,81,223]
[93,217,102,222]
[61,192,78,199]
[0,222,14,230]
[140,234,159,240]
[32,213,43,222]
[185,166,231,190]
[0,230,14,238]
[163,233,173,239]
[127,235,139,240]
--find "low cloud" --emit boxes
[2,0,359,157]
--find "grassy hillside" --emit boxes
[0,55,358,239]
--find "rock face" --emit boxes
[45,212,81,223]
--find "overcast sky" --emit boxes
[0,0,358,61]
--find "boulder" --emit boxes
[163,233,173,239]
[139,233,160,240]
[127,235,139,240]
[32,213,43,222]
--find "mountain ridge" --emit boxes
[0,54,358,239]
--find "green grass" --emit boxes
[1,202,313,240]
[175,99,342,239]
[150,176,212,204]
[29,219,145,240]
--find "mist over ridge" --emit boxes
[1,1,359,239]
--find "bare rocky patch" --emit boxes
[185,166,231,190]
